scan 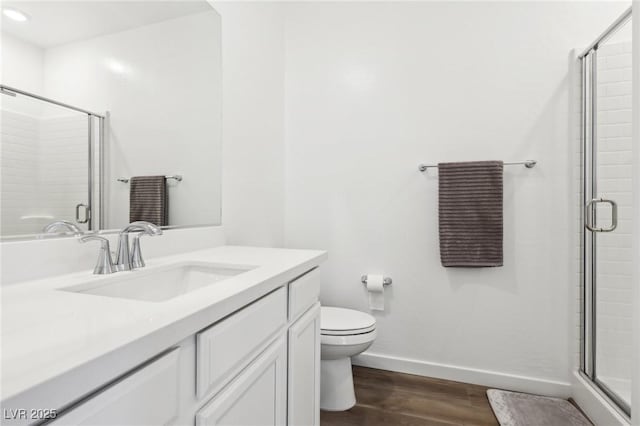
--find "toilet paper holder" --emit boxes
[361,275,393,286]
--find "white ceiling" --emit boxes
[1,1,214,48]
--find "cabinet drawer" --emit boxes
[288,268,320,321]
[50,348,180,426]
[196,287,287,398]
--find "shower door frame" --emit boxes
[578,6,632,418]
[0,84,106,231]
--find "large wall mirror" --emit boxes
[0,1,222,239]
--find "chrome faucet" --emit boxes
[80,235,116,274]
[43,220,83,236]
[115,221,163,271]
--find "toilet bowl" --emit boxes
[320,306,377,411]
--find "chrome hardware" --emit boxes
[80,235,116,275]
[75,203,89,224]
[117,175,182,183]
[130,226,161,269]
[579,6,631,59]
[361,275,393,286]
[116,221,163,271]
[1,87,17,97]
[418,160,537,172]
[115,234,132,271]
[130,234,146,269]
[43,220,83,236]
[0,84,105,117]
[585,198,618,232]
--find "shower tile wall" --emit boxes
[595,41,632,403]
[0,109,88,235]
[38,116,88,229]
[1,110,40,235]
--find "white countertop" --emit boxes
[1,245,326,411]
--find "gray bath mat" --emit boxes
[487,389,592,426]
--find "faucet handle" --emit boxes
[130,229,160,269]
[130,234,146,269]
[80,235,116,275]
[124,221,163,236]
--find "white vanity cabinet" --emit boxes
[6,265,322,426]
[192,267,321,426]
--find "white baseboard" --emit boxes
[353,352,572,398]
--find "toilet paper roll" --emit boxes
[366,274,385,311]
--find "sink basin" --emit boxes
[60,262,256,302]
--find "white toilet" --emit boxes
[320,306,377,411]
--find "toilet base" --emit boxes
[320,357,356,411]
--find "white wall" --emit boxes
[214,2,286,247]
[0,33,45,119]
[1,33,44,97]
[42,11,222,230]
[283,1,629,393]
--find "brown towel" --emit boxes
[129,176,168,226]
[438,161,503,267]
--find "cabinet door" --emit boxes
[196,337,286,426]
[50,348,180,426]
[288,303,320,426]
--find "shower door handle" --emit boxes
[76,203,90,224]
[585,198,617,232]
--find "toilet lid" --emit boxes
[321,307,376,336]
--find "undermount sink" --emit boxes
[60,262,256,302]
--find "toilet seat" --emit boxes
[321,307,376,336]
[321,329,377,346]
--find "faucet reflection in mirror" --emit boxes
[42,220,83,236]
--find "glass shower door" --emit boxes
[0,86,95,236]
[581,9,632,416]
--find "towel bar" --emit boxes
[418,160,536,172]
[117,175,183,183]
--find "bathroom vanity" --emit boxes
[1,246,326,426]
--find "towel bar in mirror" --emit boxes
[117,175,183,184]
[418,160,537,172]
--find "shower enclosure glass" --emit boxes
[580,7,632,416]
[0,85,104,237]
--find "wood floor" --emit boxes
[320,366,499,426]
